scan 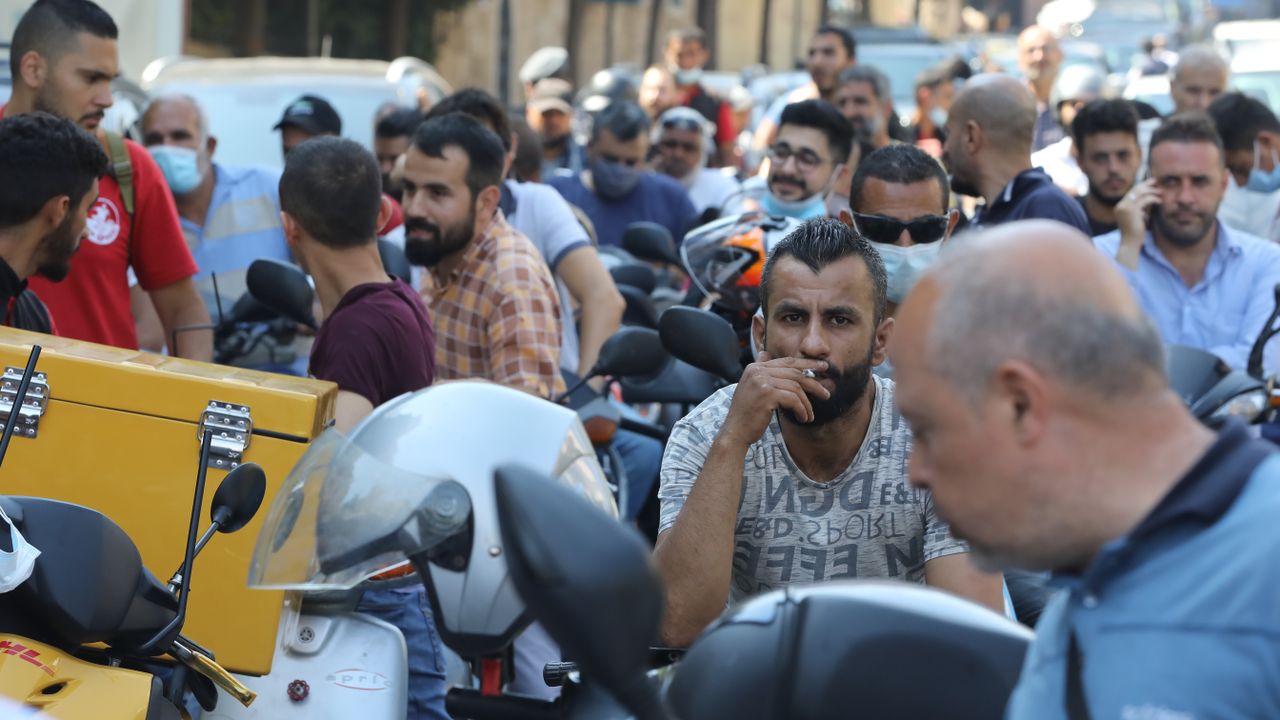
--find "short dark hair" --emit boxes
[816,24,856,59]
[426,88,513,152]
[666,27,706,48]
[590,100,650,144]
[412,112,507,199]
[760,217,887,323]
[511,118,543,182]
[279,137,382,249]
[1149,112,1225,166]
[850,144,950,213]
[779,99,854,165]
[1207,91,1280,153]
[839,65,889,102]
[0,112,109,229]
[374,107,423,140]
[10,0,117,80]
[1071,99,1140,153]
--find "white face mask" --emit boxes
[876,242,944,304]
[0,504,39,594]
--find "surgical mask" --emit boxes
[928,107,948,128]
[1246,142,1280,193]
[591,157,642,200]
[149,145,203,195]
[876,242,943,303]
[0,504,39,594]
[671,66,703,87]
[761,191,828,220]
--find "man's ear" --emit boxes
[18,50,46,90]
[41,195,70,232]
[206,135,218,158]
[965,119,982,153]
[751,309,767,359]
[991,359,1049,447]
[838,208,855,229]
[476,184,502,220]
[872,315,894,366]
[280,210,300,248]
[375,194,393,234]
[943,208,960,240]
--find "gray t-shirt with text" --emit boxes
[658,375,965,603]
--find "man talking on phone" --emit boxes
[1098,113,1280,374]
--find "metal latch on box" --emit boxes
[199,401,252,469]
[0,367,49,439]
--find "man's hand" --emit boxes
[720,353,830,448]
[1114,179,1159,270]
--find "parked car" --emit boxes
[1215,19,1280,59]
[141,55,452,169]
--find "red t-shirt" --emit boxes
[3,105,198,349]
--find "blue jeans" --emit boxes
[612,426,662,521]
[358,585,450,720]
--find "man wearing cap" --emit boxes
[526,79,585,180]
[652,107,740,221]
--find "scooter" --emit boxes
[0,344,268,718]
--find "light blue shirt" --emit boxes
[183,163,293,311]
[1094,224,1280,374]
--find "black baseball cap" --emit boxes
[274,95,343,135]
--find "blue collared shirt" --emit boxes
[1006,422,1280,719]
[971,168,1091,234]
[1095,224,1280,374]
[183,163,293,309]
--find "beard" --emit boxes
[767,171,813,200]
[33,87,101,129]
[949,171,981,200]
[404,210,475,268]
[778,342,875,427]
[36,211,81,282]
[1087,180,1125,207]
[1152,205,1215,248]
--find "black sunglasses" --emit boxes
[852,211,949,245]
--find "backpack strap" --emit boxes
[99,130,134,216]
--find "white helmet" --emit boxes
[249,382,616,656]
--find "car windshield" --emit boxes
[148,78,413,169]
[1233,71,1280,119]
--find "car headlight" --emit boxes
[1210,390,1268,422]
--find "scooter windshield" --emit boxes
[247,429,469,590]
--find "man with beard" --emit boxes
[652,107,740,221]
[5,0,211,359]
[406,112,566,399]
[894,222,1280,719]
[1099,113,1280,374]
[1070,99,1143,236]
[654,217,1003,647]
[727,100,853,221]
[526,78,585,180]
[834,65,893,152]
[753,25,858,152]
[0,112,109,332]
[943,74,1089,233]
[1018,25,1066,152]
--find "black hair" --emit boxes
[511,118,543,182]
[816,24,856,59]
[839,65,889,102]
[666,27,706,48]
[426,88,513,152]
[412,112,507,199]
[0,112,109,229]
[279,137,382,249]
[375,107,423,140]
[590,100,650,144]
[849,144,950,214]
[10,0,117,79]
[1207,92,1280,153]
[1149,111,1225,165]
[760,217,887,323]
[1070,99,1140,153]
[779,99,854,166]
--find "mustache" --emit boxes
[772,173,808,189]
[404,216,439,236]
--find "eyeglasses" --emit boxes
[660,116,705,133]
[768,143,824,172]
[852,211,949,245]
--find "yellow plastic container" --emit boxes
[0,328,335,676]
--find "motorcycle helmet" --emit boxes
[666,581,1033,720]
[681,211,802,313]
[249,382,617,657]
[1049,64,1106,113]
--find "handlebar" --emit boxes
[446,688,563,720]
[171,637,256,708]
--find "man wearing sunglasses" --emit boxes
[652,107,741,223]
[728,100,854,221]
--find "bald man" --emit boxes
[942,74,1089,232]
[1018,25,1065,151]
[1136,45,1231,172]
[140,94,295,362]
[893,220,1280,719]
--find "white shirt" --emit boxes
[1220,175,1280,243]
[1031,136,1087,197]
[683,167,742,216]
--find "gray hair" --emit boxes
[142,93,210,141]
[653,106,713,157]
[1171,44,1228,83]
[925,236,1166,403]
[839,65,890,103]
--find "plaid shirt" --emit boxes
[421,211,566,399]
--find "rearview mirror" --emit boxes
[593,327,667,378]
[493,463,665,719]
[623,222,682,267]
[610,262,658,295]
[659,307,742,383]
[210,462,267,534]
[378,238,414,285]
[247,259,317,330]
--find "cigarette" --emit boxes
[802,369,817,379]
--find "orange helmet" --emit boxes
[682,211,802,312]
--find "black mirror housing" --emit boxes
[210,463,267,534]
[247,259,317,330]
[593,327,667,378]
[659,306,742,383]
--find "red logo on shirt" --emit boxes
[85,198,121,246]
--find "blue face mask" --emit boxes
[149,145,203,195]
[1246,142,1280,193]
[761,190,828,220]
[590,157,642,200]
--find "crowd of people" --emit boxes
[4,0,1280,718]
